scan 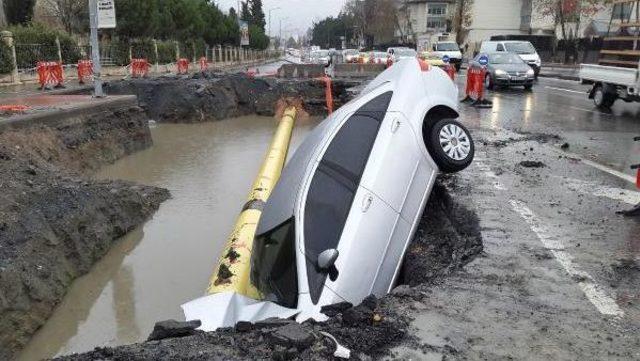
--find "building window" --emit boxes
[428,3,447,16]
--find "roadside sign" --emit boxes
[239,20,249,46]
[442,55,450,63]
[97,0,116,29]
[478,54,489,66]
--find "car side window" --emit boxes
[304,91,392,303]
[497,44,505,52]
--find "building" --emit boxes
[396,0,456,50]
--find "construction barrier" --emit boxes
[131,59,150,78]
[207,107,298,298]
[177,58,189,74]
[36,61,64,89]
[461,65,492,108]
[0,105,29,114]
[322,75,334,114]
[444,63,456,81]
[77,60,93,84]
[199,57,208,72]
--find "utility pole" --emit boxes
[89,0,104,97]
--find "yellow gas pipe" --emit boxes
[206,107,298,298]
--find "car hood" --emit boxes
[491,63,532,72]
[182,292,299,331]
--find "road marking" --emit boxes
[549,147,636,184]
[545,86,586,94]
[556,176,640,205]
[475,157,624,318]
[509,200,624,318]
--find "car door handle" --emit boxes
[391,118,401,133]
[362,194,374,212]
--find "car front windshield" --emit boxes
[344,50,358,56]
[436,43,459,51]
[313,50,329,58]
[489,53,524,64]
[250,218,298,308]
[504,42,535,54]
[372,52,387,59]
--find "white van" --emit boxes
[480,41,542,78]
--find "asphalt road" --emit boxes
[390,75,640,359]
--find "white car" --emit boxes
[249,58,474,322]
[431,41,463,71]
[389,48,418,63]
[310,50,330,64]
[480,40,542,78]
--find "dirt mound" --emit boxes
[103,74,357,123]
[0,107,169,360]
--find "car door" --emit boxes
[301,92,396,305]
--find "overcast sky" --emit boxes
[214,0,347,38]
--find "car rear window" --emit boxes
[304,91,392,303]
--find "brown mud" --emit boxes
[0,106,169,360]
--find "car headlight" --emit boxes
[495,69,507,76]
[527,68,535,76]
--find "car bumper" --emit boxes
[528,63,540,75]
[495,76,535,86]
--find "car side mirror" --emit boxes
[317,249,339,270]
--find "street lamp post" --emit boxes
[279,17,289,50]
[268,7,281,38]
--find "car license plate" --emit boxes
[513,77,524,81]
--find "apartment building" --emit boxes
[396,0,455,50]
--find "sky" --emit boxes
[214,0,347,38]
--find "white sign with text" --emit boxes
[97,0,116,29]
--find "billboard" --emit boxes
[97,0,117,29]
[239,20,250,46]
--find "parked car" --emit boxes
[480,40,541,78]
[472,52,535,90]
[418,52,446,68]
[249,58,475,323]
[342,49,360,63]
[357,52,370,64]
[431,41,463,71]
[310,50,330,64]
[369,51,390,65]
[388,48,418,63]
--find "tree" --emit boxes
[4,0,36,25]
[41,0,88,34]
[249,0,265,31]
[311,14,355,49]
[452,0,474,46]
[536,0,606,63]
[240,1,250,21]
[343,0,398,47]
[286,36,297,48]
[115,0,160,39]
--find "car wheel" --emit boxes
[428,119,475,173]
[485,74,494,90]
[593,85,616,109]
[524,84,533,91]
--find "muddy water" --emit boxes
[19,115,320,360]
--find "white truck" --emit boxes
[579,62,640,109]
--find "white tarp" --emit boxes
[181,292,299,331]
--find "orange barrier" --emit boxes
[444,63,456,80]
[131,59,150,78]
[77,60,93,84]
[322,75,334,114]
[36,61,64,89]
[199,57,208,72]
[461,66,492,107]
[0,105,29,113]
[177,58,189,74]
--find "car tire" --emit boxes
[427,119,475,173]
[485,74,494,90]
[524,84,533,91]
[593,84,616,109]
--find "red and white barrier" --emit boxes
[461,65,492,107]
[177,58,189,74]
[77,60,93,84]
[199,57,208,72]
[131,59,150,78]
[36,61,64,89]
[444,63,456,81]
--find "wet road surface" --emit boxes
[390,76,640,359]
[19,115,320,360]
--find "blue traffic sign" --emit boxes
[478,54,489,66]
[442,55,450,63]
